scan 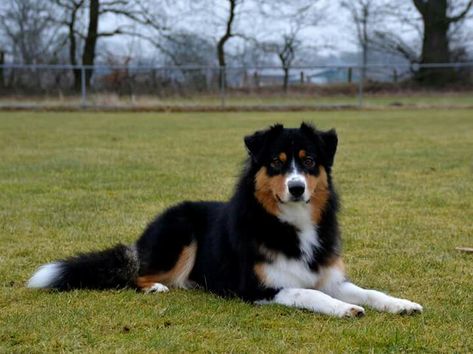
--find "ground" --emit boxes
[0,110,472,352]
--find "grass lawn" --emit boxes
[0,110,472,352]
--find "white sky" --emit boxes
[99,0,472,65]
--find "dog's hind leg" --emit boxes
[134,202,199,292]
[144,283,169,294]
[135,241,197,291]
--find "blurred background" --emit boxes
[0,0,472,109]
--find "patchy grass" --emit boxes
[1,91,472,110]
[0,110,472,352]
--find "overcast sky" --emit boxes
[100,0,363,63]
[65,0,472,66]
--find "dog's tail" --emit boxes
[27,244,139,291]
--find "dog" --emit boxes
[28,123,422,317]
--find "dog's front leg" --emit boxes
[323,280,423,315]
[256,288,365,318]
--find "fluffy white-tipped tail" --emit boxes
[27,262,63,288]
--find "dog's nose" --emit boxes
[288,181,305,198]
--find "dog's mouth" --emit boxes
[276,194,310,204]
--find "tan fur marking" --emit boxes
[254,263,268,285]
[254,167,285,216]
[305,166,330,224]
[298,150,307,159]
[278,152,287,162]
[315,256,345,289]
[137,242,197,290]
[329,256,346,273]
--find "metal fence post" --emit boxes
[81,65,87,108]
[220,66,226,108]
[357,66,364,108]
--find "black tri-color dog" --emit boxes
[28,123,422,317]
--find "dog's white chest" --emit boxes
[262,255,320,288]
[260,202,320,288]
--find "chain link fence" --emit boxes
[0,63,472,110]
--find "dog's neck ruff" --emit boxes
[278,201,319,262]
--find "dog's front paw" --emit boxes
[338,304,365,318]
[384,298,423,315]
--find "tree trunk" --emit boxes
[414,0,454,85]
[69,8,81,91]
[216,0,236,88]
[283,67,289,93]
[361,41,368,84]
[0,50,4,89]
[361,5,368,85]
[82,0,99,88]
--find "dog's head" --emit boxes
[245,123,337,221]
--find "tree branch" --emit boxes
[448,0,473,22]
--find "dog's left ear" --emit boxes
[244,124,283,163]
[300,123,338,166]
[320,129,338,166]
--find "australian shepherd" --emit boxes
[28,123,422,317]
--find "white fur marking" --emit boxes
[257,288,365,318]
[145,283,170,293]
[282,160,311,202]
[263,255,320,288]
[258,199,320,289]
[317,266,346,292]
[27,262,63,288]
[278,202,320,258]
[321,274,423,314]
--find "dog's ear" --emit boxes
[244,124,283,163]
[300,122,338,167]
[320,129,338,167]
[300,122,317,138]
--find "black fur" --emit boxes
[46,244,138,291]
[30,123,341,303]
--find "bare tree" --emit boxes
[216,0,242,87]
[413,0,473,84]
[111,0,187,65]
[341,0,382,82]
[0,0,62,64]
[135,0,244,85]
[163,32,215,66]
[255,0,324,91]
[52,0,138,88]
[372,0,473,84]
[53,0,85,90]
[278,35,298,92]
[260,30,300,92]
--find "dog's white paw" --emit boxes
[144,283,169,294]
[383,298,423,315]
[337,304,365,318]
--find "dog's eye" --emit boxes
[271,158,283,169]
[303,157,315,169]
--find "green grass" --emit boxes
[1,110,472,352]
